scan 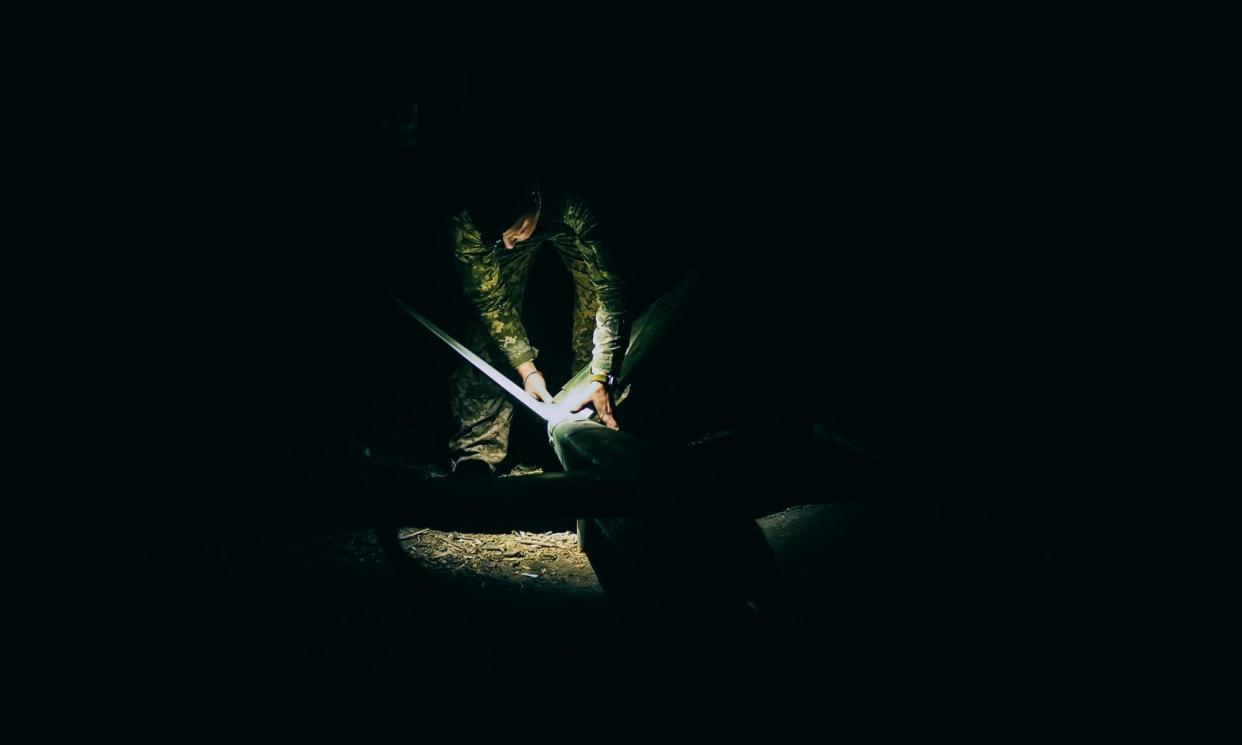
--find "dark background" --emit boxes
[166,31,1073,484]
[97,27,1114,715]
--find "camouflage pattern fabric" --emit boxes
[448,190,625,469]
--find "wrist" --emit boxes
[587,372,615,392]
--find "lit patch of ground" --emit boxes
[397,527,598,589]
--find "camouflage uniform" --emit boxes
[449,190,625,470]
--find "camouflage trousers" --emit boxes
[449,231,600,470]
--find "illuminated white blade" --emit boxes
[392,294,556,422]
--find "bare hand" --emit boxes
[522,370,554,403]
[562,380,619,430]
[502,211,540,249]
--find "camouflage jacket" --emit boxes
[451,190,626,377]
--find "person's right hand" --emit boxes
[560,380,619,430]
[522,369,554,403]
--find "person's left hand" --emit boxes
[502,211,540,249]
[560,380,619,430]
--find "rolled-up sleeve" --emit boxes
[563,196,626,376]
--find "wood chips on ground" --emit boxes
[397,527,596,587]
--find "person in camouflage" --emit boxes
[448,179,626,476]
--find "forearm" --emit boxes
[562,198,626,376]
[471,303,537,369]
[517,359,539,380]
[590,302,625,376]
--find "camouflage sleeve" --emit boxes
[451,210,537,369]
[563,195,626,377]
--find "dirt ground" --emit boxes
[138,471,1058,709]
[396,526,596,589]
